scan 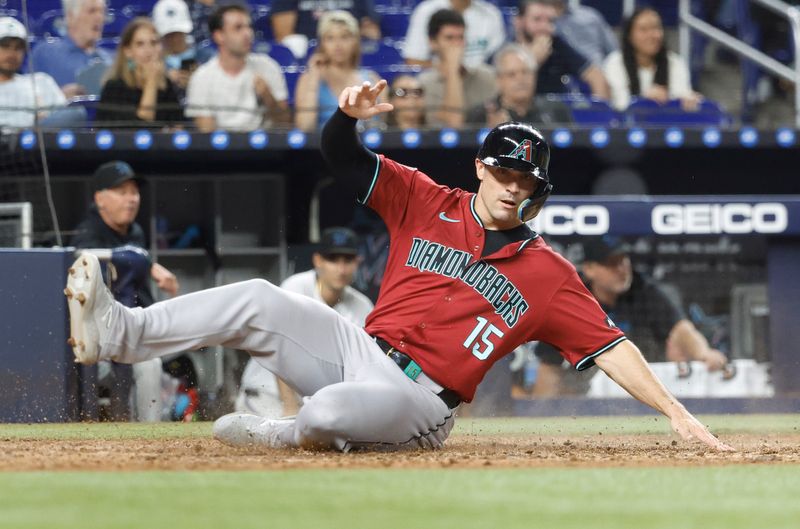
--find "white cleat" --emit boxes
[212,413,295,448]
[64,253,114,365]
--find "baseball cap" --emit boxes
[93,161,144,192]
[582,235,628,263]
[152,0,193,37]
[318,227,359,256]
[0,17,27,41]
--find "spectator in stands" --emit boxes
[236,227,374,418]
[466,43,572,127]
[186,4,290,132]
[514,0,609,99]
[418,9,496,128]
[532,236,729,396]
[30,0,112,98]
[603,7,702,111]
[387,74,426,130]
[403,0,505,69]
[152,0,213,97]
[97,18,185,125]
[0,17,85,128]
[294,10,381,131]
[552,0,617,67]
[72,161,180,421]
[271,0,381,60]
[186,0,243,43]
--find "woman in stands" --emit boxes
[602,7,702,111]
[294,10,382,130]
[387,74,426,130]
[97,17,184,125]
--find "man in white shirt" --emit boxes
[418,9,496,128]
[236,227,374,418]
[0,17,84,129]
[402,0,506,69]
[186,4,290,131]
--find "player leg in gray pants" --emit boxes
[67,254,455,451]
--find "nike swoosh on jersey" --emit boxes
[438,212,461,223]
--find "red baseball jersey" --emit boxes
[363,155,626,401]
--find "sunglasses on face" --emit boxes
[392,87,424,98]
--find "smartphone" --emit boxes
[180,58,198,71]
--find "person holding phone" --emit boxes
[152,0,213,98]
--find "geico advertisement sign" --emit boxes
[652,203,788,234]
[530,203,789,235]
[529,205,610,235]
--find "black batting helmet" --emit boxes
[477,122,553,221]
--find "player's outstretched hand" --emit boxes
[670,411,735,451]
[338,80,394,121]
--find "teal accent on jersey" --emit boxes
[403,360,422,380]
[517,236,539,252]
[575,336,628,371]
[469,195,484,227]
[358,153,381,205]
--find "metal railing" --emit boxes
[0,202,33,249]
[678,0,800,128]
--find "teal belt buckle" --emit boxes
[403,360,423,381]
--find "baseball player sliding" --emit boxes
[64,80,733,452]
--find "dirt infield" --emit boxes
[2,432,798,471]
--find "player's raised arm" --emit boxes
[594,340,735,451]
[320,81,394,199]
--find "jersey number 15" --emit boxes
[463,316,504,360]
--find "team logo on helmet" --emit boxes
[507,139,533,163]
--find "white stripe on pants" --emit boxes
[104,279,456,450]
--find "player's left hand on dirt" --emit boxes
[338,80,394,120]
[671,412,735,451]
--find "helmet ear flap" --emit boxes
[517,182,553,222]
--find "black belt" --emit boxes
[374,337,461,409]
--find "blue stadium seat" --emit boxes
[283,69,301,105]
[581,0,624,26]
[68,94,100,123]
[549,94,622,126]
[251,4,274,42]
[638,0,679,26]
[360,40,402,67]
[377,8,412,39]
[562,74,592,96]
[104,8,135,36]
[121,3,151,18]
[33,9,66,38]
[372,63,421,84]
[252,41,297,67]
[626,98,731,126]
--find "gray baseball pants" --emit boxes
[101,279,456,451]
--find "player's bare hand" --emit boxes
[485,100,511,127]
[151,262,179,297]
[680,92,703,112]
[529,35,552,66]
[438,42,464,76]
[702,348,728,372]
[338,80,394,120]
[643,84,669,104]
[670,411,735,451]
